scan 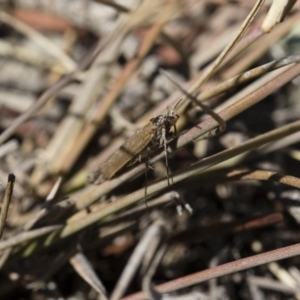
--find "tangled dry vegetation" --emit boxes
[1,0,300,299]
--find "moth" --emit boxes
[88,71,226,185]
[88,100,181,185]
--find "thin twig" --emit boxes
[123,242,300,300]
[110,218,165,300]
[0,174,15,240]
[23,177,63,231]
[70,252,108,299]
[0,225,62,251]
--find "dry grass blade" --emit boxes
[142,244,168,300]
[110,217,166,300]
[198,54,300,103]
[262,0,297,32]
[0,174,15,240]
[172,120,300,181]
[69,252,108,299]
[170,213,283,245]
[248,276,300,294]
[124,242,300,300]
[0,225,62,251]
[23,177,63,231]
[93,0,130,13]
[268,262,300,300]
[100,191,179,227]
[182,169,300,190]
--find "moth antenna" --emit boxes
[167,98,182,117]
[160,69,226,134]
[174,98,183,110]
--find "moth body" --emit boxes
[88,109,179,184]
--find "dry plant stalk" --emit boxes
[0,174,15,240]
[262,0,297,32]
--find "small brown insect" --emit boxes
[88,71,226,185]
[88,101,181,184]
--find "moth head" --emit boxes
[168,114,179,126]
